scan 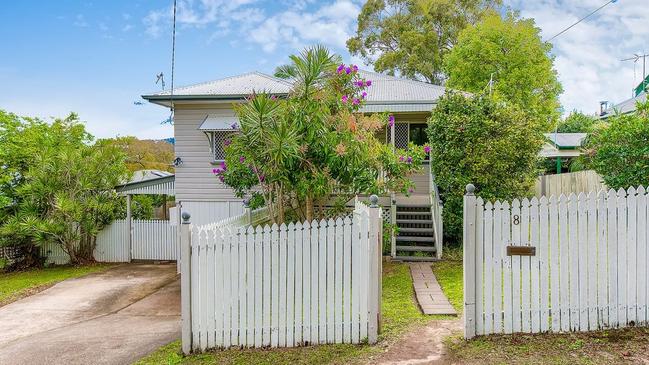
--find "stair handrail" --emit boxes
[428,161,443,259]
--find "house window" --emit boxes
[209,130,235,162]
[409,124,428,146]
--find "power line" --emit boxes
[545,0,618,42]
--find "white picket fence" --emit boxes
[179,200,383,353]
[463,185,649,338]
[42,219,177,264]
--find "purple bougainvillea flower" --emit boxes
[352,98,360,105]
[212,168,218,174]
[352,65,358,72]
[337,64,345,74]
[408,188,414,193]
[366,80,372,87]
[218,176,225,182]
[388,114,395,127]
[399,155,404,162]
[406,156,413,164]
[270,95,277,100]
[424,145,431,153]
[341,95,348,103]
[220,161,226,169]
[345,67,351,74]
[361,91,367,99]
[223,139,231,146]
[239,156,245,163]
[260,174,266,182]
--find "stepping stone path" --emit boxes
[409,263,457,315]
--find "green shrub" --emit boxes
[427,92,544,244]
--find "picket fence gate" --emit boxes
[463,184,649,338]
[179,200,383,353]
[42,219,177,264]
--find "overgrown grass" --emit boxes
[136,261,428,365]
[446,327,649,365]
[0,264,113,306]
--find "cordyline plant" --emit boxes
[214,45,425,224]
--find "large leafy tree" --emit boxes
[581,101,649,190]
[347,0,501,84]
[556,110,600,133]
[99,136,174,172]
[444,12,562,128]
[215,46,425,223]
[427,92,544,242]
[0,112,129,266]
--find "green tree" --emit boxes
[581,100,649,189]
[1,113,129,265]
[347,0,501,84]
[556,110,600,133]
[99,136,175,172]
[215,46,425,223]
[444,12,562,127]
[427,92,544,242]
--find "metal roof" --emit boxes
[142,71,292,100]
[142,70,447,110]
[116,171,175,195]
[602,91,647,117]
[544,133,587,148]
[198,115,239,131]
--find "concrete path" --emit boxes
[0,264,180,365]
[409,263,457,315]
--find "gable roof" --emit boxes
[544,133,587,148]
[142,71,292,101]
[143,69,446,112]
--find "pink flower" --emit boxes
[352,98,360,105]
[341,95,348,103]
[408,188,414,194]
[399,155,404,162]
[337,64,345,74]
[424,145,431,153]
[239,156,245,163]
[270,95,277,100]
[366,80,372,87]
[212,168,219,174]
[361,91,367,99]
[388,115,395,127]
[406,156,413,164]
[352,65,358,72]
[220,161,227,169]
[223,139,231,146]
[345,67,351,74]
[259,174,266,182]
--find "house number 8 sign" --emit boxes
[512,214,520,225]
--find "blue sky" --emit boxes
[1,0,647,139]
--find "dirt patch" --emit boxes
[369,319,462,365]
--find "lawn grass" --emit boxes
[135,260,429,365]
[431,248,463,313]
[0,264,113,306]
[445,327,649,365]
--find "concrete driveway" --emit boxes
[0,263,180,365]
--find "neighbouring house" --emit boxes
[142,70,447,259]
[600,74,648,118]
[540,132,587,174]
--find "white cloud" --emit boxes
[143,0,260,38]
[247,0,360,53]
[73,14,88,27]
[506,0,649,115]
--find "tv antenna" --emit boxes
[155,72,165,90]
[621,53,649,96]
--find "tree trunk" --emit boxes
[277,184,285,224]
[305,194,314,222]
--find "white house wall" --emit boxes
[180,200,245,225]
[174,103,243,201]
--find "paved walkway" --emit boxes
[0,264,180,365]
[409,263,457,315]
